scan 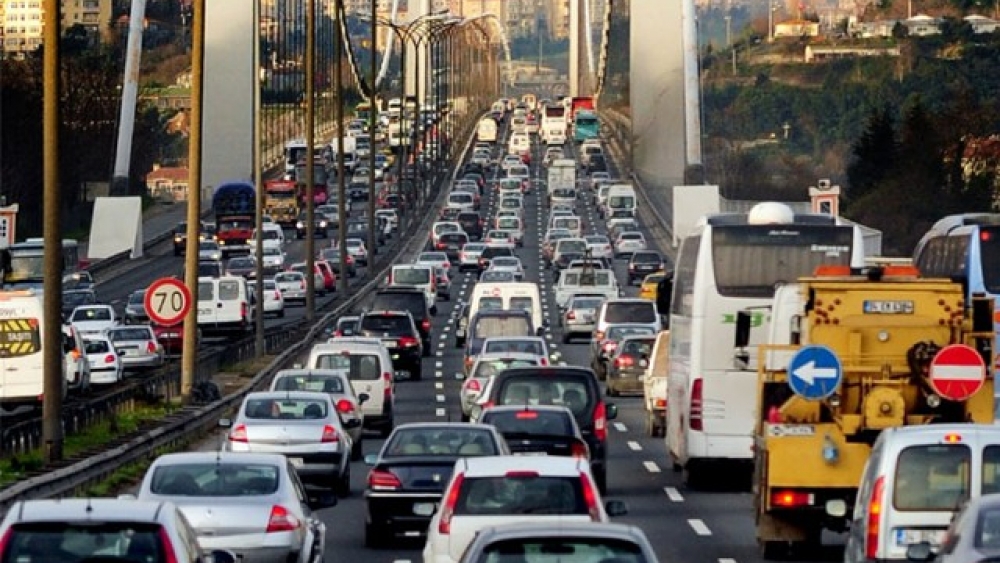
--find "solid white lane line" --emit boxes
[627,441,642,451]
[664,487,684,502]
[613,422,628,432]
[688,519,712,536]
[643,461,661,473]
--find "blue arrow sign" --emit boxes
[787,345,842,400]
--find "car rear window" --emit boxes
[3,523,168,563]
[893,444,970,511]
[312,353,381,380]
[272,374,346,393]
[632,253,661,264]
[371,293,426,317]
[478,297,503,310]
[472,358,540,378]
[274,273,301,284]
[150,463,279,496]
[218,280,242,300]
[360,315,412,335]
[454,476,587,515]
[605,302,657,323]
[509,297,533,313]
[556,240,586,254]
[498,376,592,416]
[393,267,431,285]
[621,338,655,356]
[481,409,574,436]
[474,538,646,563]
[473,317,532,339]
[244,398,329,419]
[384,427,499,456]
[608,326,656,340]
[85,340,110,354]
[108,328,153,342]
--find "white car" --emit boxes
[431,222,464,247]
[198,240,222,262]
[585,234,614,259]
[422,456,626,563]
[487,256,524,281]
[416,251,452,271]
[105,325,165,371]
[499,154,522,172]
[375,209,399,234]
[614,232,648,257]
[258,244,286,271]
[274,271,307,304]
[483,231,515,248]
[69,304,119,337]
[249,278,285,318]
[83,336,123,384]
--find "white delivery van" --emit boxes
[197,275,254,336]
[477,117,498,143]
[306,338,396,437]
[465,282,544,338]
[508,133,531,155]
[606,184,637,216]
[388,265,436,312]
[0,290,67,408]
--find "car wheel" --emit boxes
[334,464,350,498]
[562,332,571,344]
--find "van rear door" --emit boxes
[197,279,217,327]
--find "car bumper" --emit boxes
[607,369,645,393]
[197,538,299,563]
[366,492,442,533]
[118,353,163,369]
[564,320,596,333]
[263,301,284,313]
[281,290,307,301]
[89,367,120,384]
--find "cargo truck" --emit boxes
[547,158,577,197]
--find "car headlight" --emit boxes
[296,221,304,228]
[319,221,328,228]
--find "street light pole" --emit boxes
[253,0,265,357]
[304,0,316,321]
[367,0,377,261]
[334,0,348,295]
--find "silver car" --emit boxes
[105,325,165,370]
[459,353,546,421]
[199,240,223,262]
[458,522,659,563]
[225,391,353,497]
[135,452,331,563]
[907,493,1000,563]
[269,369,367,460]
[274,271,307,304]
[459,242,486,271]
[487,256,524,281]
[561,294,606,343]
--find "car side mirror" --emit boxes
[364,454,379,466]
[358,392,370,404]
[307,492,338,511]
[905,542,933,562]
[605,403,618,420]
[604,500,628,517]
[218,418,232,428]
[536,327,545,336]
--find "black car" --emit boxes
[435,232,468,261]
[172,221,210,256]
[362,422,509,547]
[347,220,385,248]
[357,310,424,380]
[348,181,370,201]
[457,212,483,241]
[369,288,433,355]
[627,251,667,285]
[586,154,608,175]
[296,211,329,239]
[124,289,149,324]
[479,405,590,459]
[476,367,618,494]
[62,289,98,321]
[225,256,257,278]
[333,315,360,337]
[63,271,95,291]
[477,246,515,271]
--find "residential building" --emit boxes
[1,0,111,56]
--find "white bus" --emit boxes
[666,202,866,485]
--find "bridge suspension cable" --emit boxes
[594,0,613,101]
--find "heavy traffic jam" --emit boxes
[2,92,1000,563]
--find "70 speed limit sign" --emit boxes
[144,278,193,327]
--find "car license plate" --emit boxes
[515,451,547,456]
[383,340,397,348]
[289,458,304,468]
[895,529,944,547]
[413,503,437,516]
[198,308,212,316]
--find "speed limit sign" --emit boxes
[144,278,193,327]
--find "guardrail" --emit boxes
[0,111,483,511]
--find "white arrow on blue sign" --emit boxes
[787,345,843,400]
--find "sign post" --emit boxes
[928,344,986,402]
[144,277,193,327]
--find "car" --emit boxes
[152,321,197,356]
[320,247,358,278]
[357,310,424,380]
[463,309,536,374]
[480,336,550,359]
[459,353,547,422]
[362,423,510,547]
[105,325,165,371]
[456,212,484,241]
[605,334,656,396]
[370,287,434,353]
[173,220,208,256]
[63,270,95,290]
[289,262,331,295]
[584,234,614,260]
[258,244,287,273]
[121,289,150,324]
[375,208,399,234]
[435,232,469,261]
[314,261,337,292]
[479,404,590,458]
[906,493,1000,563]
[478,269,516,283]
[83,335,123,384]
[248,278,285,318]
[344,238,370,266]
[561,294,606,343]
[225,391,353,497]
[135,452,329,563]
[486,256,524,281]
[0,498,236,563]
[225,255,257,278]
[430,221,464,248]
[306,338,396,437]
[332,315,360,337]
[435,267,451,301]
[591,324,659,381]
[274,271,308,304]
[198,240,223,262]
[316,203,341,226]
[483,230,515,248]
[69,304,119,337]
[639,271,668,301]
[477,246,515,271]
[270,368,367,460]
[422,456,628,563]
[62,288,98,321]
[613,232,647,258]
[458,242,486,271]
[417,251,452,272]
[627,251,666,285]
[295,210,329,239]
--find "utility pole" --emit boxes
[304,0,316,321]
[367,0,377,261]
[111,0,147,196]
[42,0,63,463]
[253,0,265,357]
[181,0,205,399]
[335,0,349,294]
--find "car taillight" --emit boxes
[866,476,885,560]
[266,505,301,533]
[566,311,576,320]
[690,379,704,431]
[571,440,589,459]
[399,336,419,347]
[442,262,449,269]
[464,378,481,393]
[336,399,354,414]
[158,527,178,563]
[383,372,393,397]
[438,472,465,534]
[539,357,548,366]
[300,280,306,289]
[229,423,248,442]
[421,319,431,332]
[321,424,339,443]
[594,401,607,442]
[437,243,447,249]
[614,356,634,368]
[580,472,601,522]
[368,468,402,490]
[146,341,157,354]
[104,354,116,363]
[274,290,281,300]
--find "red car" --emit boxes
[151,322,199,356]
[314,260,337,292]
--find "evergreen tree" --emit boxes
[846,103,898,204]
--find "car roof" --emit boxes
[273,368,350,379]
[391,422,497,434]
[150,451,288,467]
[474,521,649,544]
[482,404,574,416]
[9,499,175,523]
[476,352,544,361]
[314,337,384,349]
[459,455,586,477]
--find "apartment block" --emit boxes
[1,0,110,56]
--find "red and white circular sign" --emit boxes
[929,344,986,402]
[144,277,192,327]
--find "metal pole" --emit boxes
[111,0,148,195]
[41,0,63,463]
[305,0,316,321]
[367,1,377,259]
[181,0,205,400]
[334,0,348,294]
[396,30,407,223]
[253,0,265,357]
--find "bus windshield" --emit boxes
[711,225,854,298]
[7,253,43,282]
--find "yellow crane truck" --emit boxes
[737,265,995,559]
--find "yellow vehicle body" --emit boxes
[638,272,665,301]
[751,268,995,557]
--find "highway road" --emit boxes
[182,122,844,563]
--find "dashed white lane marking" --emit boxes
[718,559,737,563]
[436,394,446,402]
[435,382,443,389]
[664,487,684,502]
[643,461,661,473]
[435,361,443,368]
[438,342,445,348]
[435,351,443,357]
[434,408,445,417]
[613,422,628,432]
[435,370,442,378]
[627,441,642,451]
[443,326,450,332]
[688,519,712,536]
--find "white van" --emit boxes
[249,223,285,248]
[0,290,68,408]
[549,215,583,238]
[477,117,498,143]
[554,268,620,309]
[447,191,476,212]
[465,282,544,337]
[606,184,637,216]
[845,424,1000,563]
[508,133,531,155]
[197,275,254,336]
[306,338,395,437]
[388,265,436,312]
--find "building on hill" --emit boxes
[1,0,112,57]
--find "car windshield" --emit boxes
[108,328,153,342]
[384,427,499,456]
[605,303,657,323]
[244,398,329,419]
[2,523,170,563]
[72,308,111,322]
[499,377,591,416]
[454,476,587,515]
[128,291,145,305]
[150,462,280,496]
[474,538,647,563]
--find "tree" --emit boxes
[846,103,898,204]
